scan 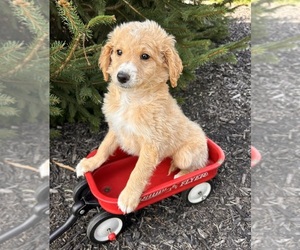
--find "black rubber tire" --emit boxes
[87,212,126,244]
[73,179,90,202]
[35,181,49,202]
[181,182,212,205]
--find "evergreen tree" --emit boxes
[252,0,300,63]
[0,0,49,137]
[50,0,249,130]
[0,82,18,138]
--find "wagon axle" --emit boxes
[107,229,117,241]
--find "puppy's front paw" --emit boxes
[75,158,99,178]
[76,160,85,177]
[118,188,140,214]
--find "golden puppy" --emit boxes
[76,20,208,214]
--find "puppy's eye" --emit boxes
[116,49,122,56]
[141,54,150,60]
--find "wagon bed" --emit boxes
[85,138,225,214]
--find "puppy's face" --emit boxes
[99,21,183,89]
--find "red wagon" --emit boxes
[251,146,261,168]
[50,138,225,244]
[84,138,225,243]
[85,138,224,214]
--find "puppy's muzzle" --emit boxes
[117,71,130,84]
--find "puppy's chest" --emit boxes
[108,106,136,134]
[103,94,140,135]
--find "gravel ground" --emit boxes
[0,124,49,250]
[0,1,49,249]
[251,3,300,250]
[49,5,251,250]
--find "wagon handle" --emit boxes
[50,196,99,243]
[0,200,48,244]
[50,214,78,243]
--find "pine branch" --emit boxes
[88,0,107,15]
[50,41,65,56]
[87,15,116,28]
[0,106,19,116]
[1,33,47,78]
[50,93,63,117]
[50,94,60,104]
[51,34,82,78]
[181,40,212,49]
[50,106,63,117]
[227,36,250,51]
[74,44,101,56]
[11,0,48,35]
[52,1,113,77]
[0,85,18,117]
[181,6,228,22]
[196,36,249,65]
[0,93,16,106]
[56,0,86,36]
[0,41,23,59]
[252,35,300,56]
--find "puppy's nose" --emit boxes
[117,72,130,84]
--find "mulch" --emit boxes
[0,123,49,250]
[251,3,300,249]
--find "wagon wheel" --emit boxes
[35,181,49,203]
[73,179,90,202]
[87,212,126,243]
[181,182,212,205]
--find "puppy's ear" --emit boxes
[163,37,183,88]
[99,42,113,82]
